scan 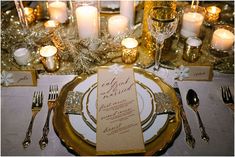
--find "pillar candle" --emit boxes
[211,28,234,51]
[48,1,68,23]
[120,1,134,27]
[76,5,99,39]
[108,15,129,37]
[180,12,204,38]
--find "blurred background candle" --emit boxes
[121,38,138,64]
[211,28,234,51]
[76,5,99,39]
[40,45,60,72]
[205,6,221,25]
[108,15,129,37]
[23,7,35,24]
[48,1,68,23]
[120,1,134,27]
[180,5,205,38]
[13,48,30,66]
[44,20,60,29]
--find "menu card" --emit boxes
[96,65,145,155]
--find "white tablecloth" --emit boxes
[1,67,234,156]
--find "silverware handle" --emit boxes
[39,108,52,149]
[22,114,36,148]
[181,107,196,148]
[175,89,195,148]
[196,110,209,142]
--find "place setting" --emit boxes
[53,64,181,155]
[1,0,234,156]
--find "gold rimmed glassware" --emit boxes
[148,6,178,71]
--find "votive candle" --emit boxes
[48,1,68,23]
[13,48,30,66]
[183,37,202,62]
[211,28,234,51]
[40,45,59,71]
[76,5,99,39]
[23,7,35,24]
[205,6,221,24]
[121,38,138,64]
[108,15,129,37]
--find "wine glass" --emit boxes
[148,6,178,72]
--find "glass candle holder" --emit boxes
[13,48,31,66]
[180,5,206,38]
[12,43,31,66]
[183,37,202,62]
[121,38,138,64]
[40,45,60,72]
[74,1,100,39]
[48,1,68,23]
[210,24,234,57]
[204,6,221,26]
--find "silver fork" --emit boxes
[39,85,59,150]
[221,86,234,111]
[22,91,43,148]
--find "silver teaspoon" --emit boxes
[186,89,209,142]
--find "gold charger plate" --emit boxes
[53,67,181,155]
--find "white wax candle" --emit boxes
[186,37,202,47]
[40,46,57,69]
[121,38,138,48]
[180,12,204,38]
[211,28,234,51]
[120,1,134,27]
[108,15,129,37]
[76,5,99,39]
[13,48,30,65]
[48,1,68,23]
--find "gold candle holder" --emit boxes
[121,38,138,64]
[40,45,60,72]
[183,37,202,63]
[23,7,36,24]
[204,6,221,26]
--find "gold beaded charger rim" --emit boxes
[52,66,181,156]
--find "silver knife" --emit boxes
[173,82,195,148]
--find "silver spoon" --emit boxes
[186,89,209,142]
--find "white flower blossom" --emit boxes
[175,65,189,81]
[1,71,14,86]
[108,64,124,75]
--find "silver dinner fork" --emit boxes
[221,86,234,111]
[22,91,43,148]
[39,85,59,150]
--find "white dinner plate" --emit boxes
[68,72,168,146]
